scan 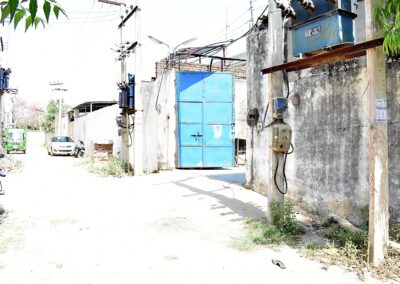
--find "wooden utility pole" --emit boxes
[266,0,285,223]
[365,0,389,266]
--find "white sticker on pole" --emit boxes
[376,98,387,123]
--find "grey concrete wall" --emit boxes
[246,30,271,195]
[387,60,400,221]
[247,34,400,224]
[235,79,248,140]
[44,131,55,146]
[141,70,177,173]
[285,60,371,225]
[72,104,121,158]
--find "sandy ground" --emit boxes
[0,132,383,284]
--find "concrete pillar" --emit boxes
[266,0,286,222]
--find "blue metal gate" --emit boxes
[177,72,234,168]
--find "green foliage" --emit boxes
[323,224,368,249]
[271,201,298,235]
[389,221,400,242]
[235,201,299,250]
[41,99,58,132]
[374,0,400,54]
[308,222,400,281]
[91,156,133,178]
[0,0,67,31]
[247,218,285,245]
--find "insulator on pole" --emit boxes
[275,0,297,19]
[298,0,315,11]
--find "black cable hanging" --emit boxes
[274,143,294,195]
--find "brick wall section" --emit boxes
[92,143,113,162]
[155,60,247,80]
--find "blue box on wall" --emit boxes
[289,0,357,57]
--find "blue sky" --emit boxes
[0,0,267,107]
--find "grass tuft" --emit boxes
[90,156,133,178]
[234,202,299,250]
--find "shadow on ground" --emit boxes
[206,172,246,186]
[174,176,265,222]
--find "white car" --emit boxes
[47,136,75,156]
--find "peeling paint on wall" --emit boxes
[213,125,222,139]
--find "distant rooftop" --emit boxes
[71,101,117,114]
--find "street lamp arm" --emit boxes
[148,35,170,49]
[173,37,197,55]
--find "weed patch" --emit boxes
[389,221,400,242]
[90,157,133,177]
[237,204,400,281]
[235,202,300,250]
[0,155,23,173]
[322,223,368,249]
[306,221,400,281]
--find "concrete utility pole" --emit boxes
[49,82,65,136]
[111,0,143,176]
[266,0,286,222]
[133,0,144,176]
[365,0,389,266]
[249,0,255,27]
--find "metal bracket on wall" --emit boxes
[261,37,384,74]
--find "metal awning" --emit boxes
[72,101,117,114]
[174,40,248,63]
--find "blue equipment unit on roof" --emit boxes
[289,0,357,57]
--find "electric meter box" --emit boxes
[270,123,292,153]
[289,0,357,57]
[272,98,288,119]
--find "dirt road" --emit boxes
[0,132,375,283]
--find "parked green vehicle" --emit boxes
[2,128,27,154]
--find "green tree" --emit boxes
[0,0,66,31]
[41,99,58,132]
[374,0,400,54]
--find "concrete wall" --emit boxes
[284,60,372,225]
[246,19,400,224]
[235,79,247,140]
[387,60,400,221]
[72,104,121,158]
[44,131,55,146]
[141,70,177,173]
[246,30,270,194]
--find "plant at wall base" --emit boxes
[308,222,400,281]
[233,201,300,250]
[374,0,400,55]
[0,0,67,31]
[90,157,134,178]
[271,201,298,235]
